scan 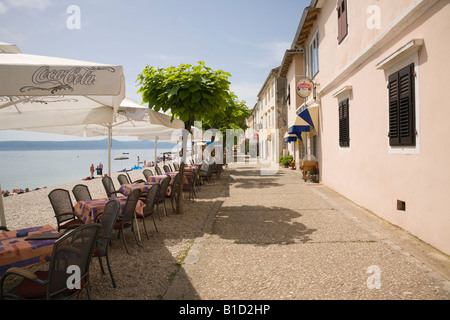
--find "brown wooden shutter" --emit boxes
[337,0,348,44]
[389,64,415,146]
[339,98,350,147]
[398,64,416,145]
[388,72,400,146]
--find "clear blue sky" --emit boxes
[0,0,309,141]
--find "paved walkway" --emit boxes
[164,161,450,300]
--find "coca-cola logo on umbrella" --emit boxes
[20,66,116,94]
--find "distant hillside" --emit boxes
[0,139,177,151]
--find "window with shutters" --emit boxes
[287,86,291,107]
[388,64,416,147]
[309,29,319,78]
[337,0,348,44]
[339,98,350,147]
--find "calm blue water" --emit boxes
[0,148,174,191]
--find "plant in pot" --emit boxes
[308,166,319,182]
[280,156,293,168]
[290,160,296,169]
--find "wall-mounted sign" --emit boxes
[296,77,313,99]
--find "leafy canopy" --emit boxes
[203,91,251,135]
[137,61,232,128]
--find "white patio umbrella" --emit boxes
[0,51,125,129]
[138,126,205,165]
[28,97,185,175]
[0,42,22,54]
[0,43,126,229]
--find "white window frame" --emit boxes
[385,54,420,155]
[309,28,320,78]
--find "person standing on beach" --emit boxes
[90,164,95,178]
[98,162,103,175]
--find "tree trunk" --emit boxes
[176,161,185,214]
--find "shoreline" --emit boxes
[0,148,176,192]
[1,159,183,231]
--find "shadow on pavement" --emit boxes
[213,205,316,246]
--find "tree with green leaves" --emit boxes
[137,61,234,214]
[203,92,250,133]
[137,61,232,130]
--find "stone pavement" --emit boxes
[163,161,450,300]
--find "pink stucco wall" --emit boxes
[313,0,450,254]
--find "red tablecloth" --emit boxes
[0,225,57,276]
[74,196,145,223]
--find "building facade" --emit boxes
[283,0,450,255]
[254,66,287,162]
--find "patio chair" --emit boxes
[117,174,130,186]
[168,163,174,172]
[168,173,181,213]
[126,171,145,184]
[72,184,92,202]
[184,170,197,203]
[137,184,160,239]
[48,188,84,232]
[194,164,202,191]
[143,169,153,181]
[113,189,142,254]
[213,163,223,180]
[155,176,171,219]
[163,165,170,173]
[173,162,180,171]
[199,162,215,185]
[102,176,126,198]
[0,223,101,300]
[93,199,120,288]
[155,166,163,175]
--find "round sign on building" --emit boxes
[296,77,313,99]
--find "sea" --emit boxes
[0,148,174,192]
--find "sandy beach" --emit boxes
[1,166,227,300]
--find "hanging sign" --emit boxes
[296,77,313,99]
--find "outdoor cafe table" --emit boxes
[0,225,58,276]
[74,196,145,242]
[147,173,188,196]
[118,182,158,197]
[184,165,197,172]
[74,196,145,224]
[148,173,189,185]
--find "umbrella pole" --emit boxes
[108,126,112,176]
[155,137,158,168]
[0,184,7,231]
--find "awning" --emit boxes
[288,115,310,135]
[283,133,298,143]
[283,136,297,143]
[298,106,319,130]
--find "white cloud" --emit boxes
[0,27,26,43]
[144,52,188,68]
[0,0,52,14]
[228,36,290,70]
[0,2,7,14]
[230,81,262,108]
